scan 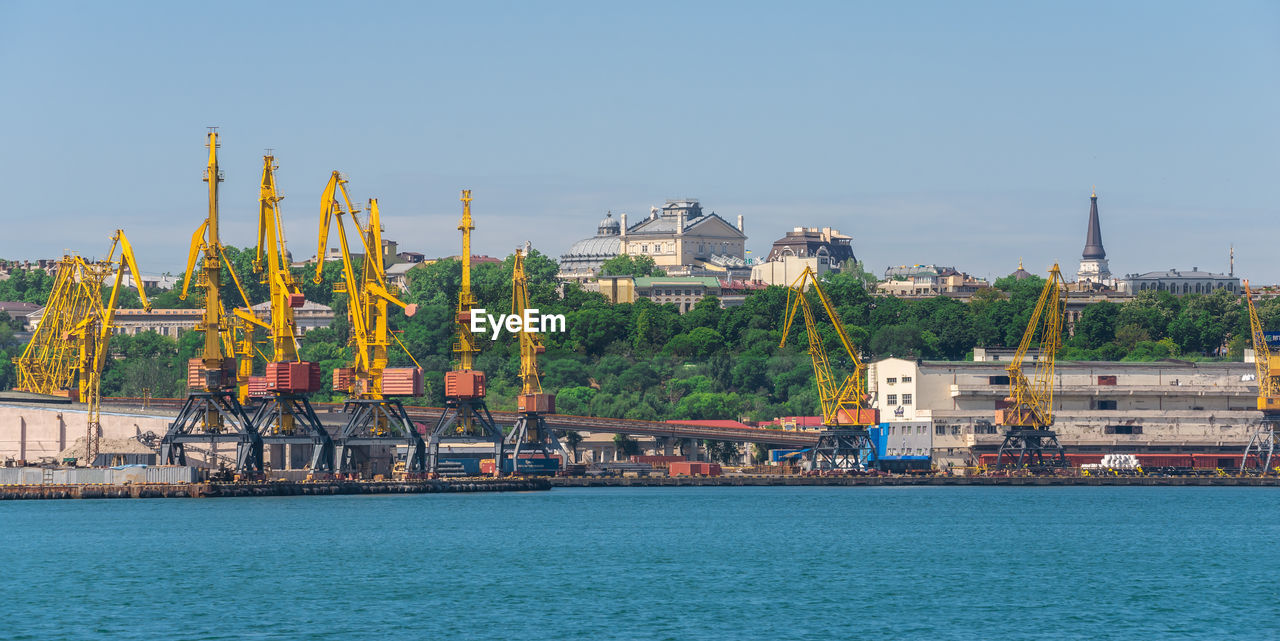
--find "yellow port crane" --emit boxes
[15,230,150,465]
[234,154,336,473]
[992,263,1069,470]
[315,171,428,477]
[779,265,879,470]
[159,130,264,473]
[1241,280,1279,475]
[504,242,565,475]
[427,190,505,477]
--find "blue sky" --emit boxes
[2,0,1277,283]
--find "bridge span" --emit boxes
[100,398,821,448]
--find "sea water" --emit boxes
[2,486,1277,640]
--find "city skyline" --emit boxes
[1,1,1276,282]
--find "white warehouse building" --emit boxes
[868,357,1261,470]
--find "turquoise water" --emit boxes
[3,487,1278,640]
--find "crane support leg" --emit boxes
[994,428,1068,472]
[334,399,428,478]
[505,412,569,476]
[159,391,263,473]
[250,395,336,474]
[1241,419,1280,476]
[807,428,879,472]
[427,399,504,477]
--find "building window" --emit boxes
[1104,425,1143,435]
[886,377,896,384]
[1098,400,1117,410]
[902,394,912,405]
[989,375,1010,385]
[887,394,898,405]
[901,376,912,383]
[936,425,946,435]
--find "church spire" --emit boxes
[1082,190,1105,260]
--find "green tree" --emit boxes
[1073,301,1120,349]
[599,254,665,277]
[612,433,641,459]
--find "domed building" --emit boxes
[558,200,748,282]
[558,212,623,281]
[1009,259,1033,280]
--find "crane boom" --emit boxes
[1241,280,1280,475]
[1244,281,1279,412]
[779,266,871,426]
[455,190,478,372]
[998,264,1067,428]
[315,173,417,399]
[513,243,544,396]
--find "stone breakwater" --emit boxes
[0,478,551,500]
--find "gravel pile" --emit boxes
[57,436,156,462]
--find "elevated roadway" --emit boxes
[100,397,821,447]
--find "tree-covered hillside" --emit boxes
[1,249,1277,423]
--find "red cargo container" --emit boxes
[266,361,321,394]
[333,367,355,393]
[187,358,203,390]
[517,393,555,413]
[248,376,269,398]
[305,361,321,392]
[288,293,305,308]
[669,462,722,477]
[187,358,236,390]
[382,367,424,397]
[835,408,880,425]
[445,370,486,399]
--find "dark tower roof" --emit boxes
[1082,189,1106,260]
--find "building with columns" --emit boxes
[558,200,747,281]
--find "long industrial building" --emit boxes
[869,354,1259,470]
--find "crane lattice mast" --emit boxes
[779,265,879,471]
[1241,280,1279,475]
[15,231,150,465]
[233,154,335,474]
[427,190,505,477]
[992,263,1069,471]
[159,130,264,474]
[505,243,566,474]
[315,172,427,477]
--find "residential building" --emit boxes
[107,302,334,338]
[386,262,421,292]
[751,256,829,287]
[764,227,855,269]
[0,302,41,330]
[868,357,1261,470]
[876,265,988,298]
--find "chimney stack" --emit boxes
[737,214,744,232]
